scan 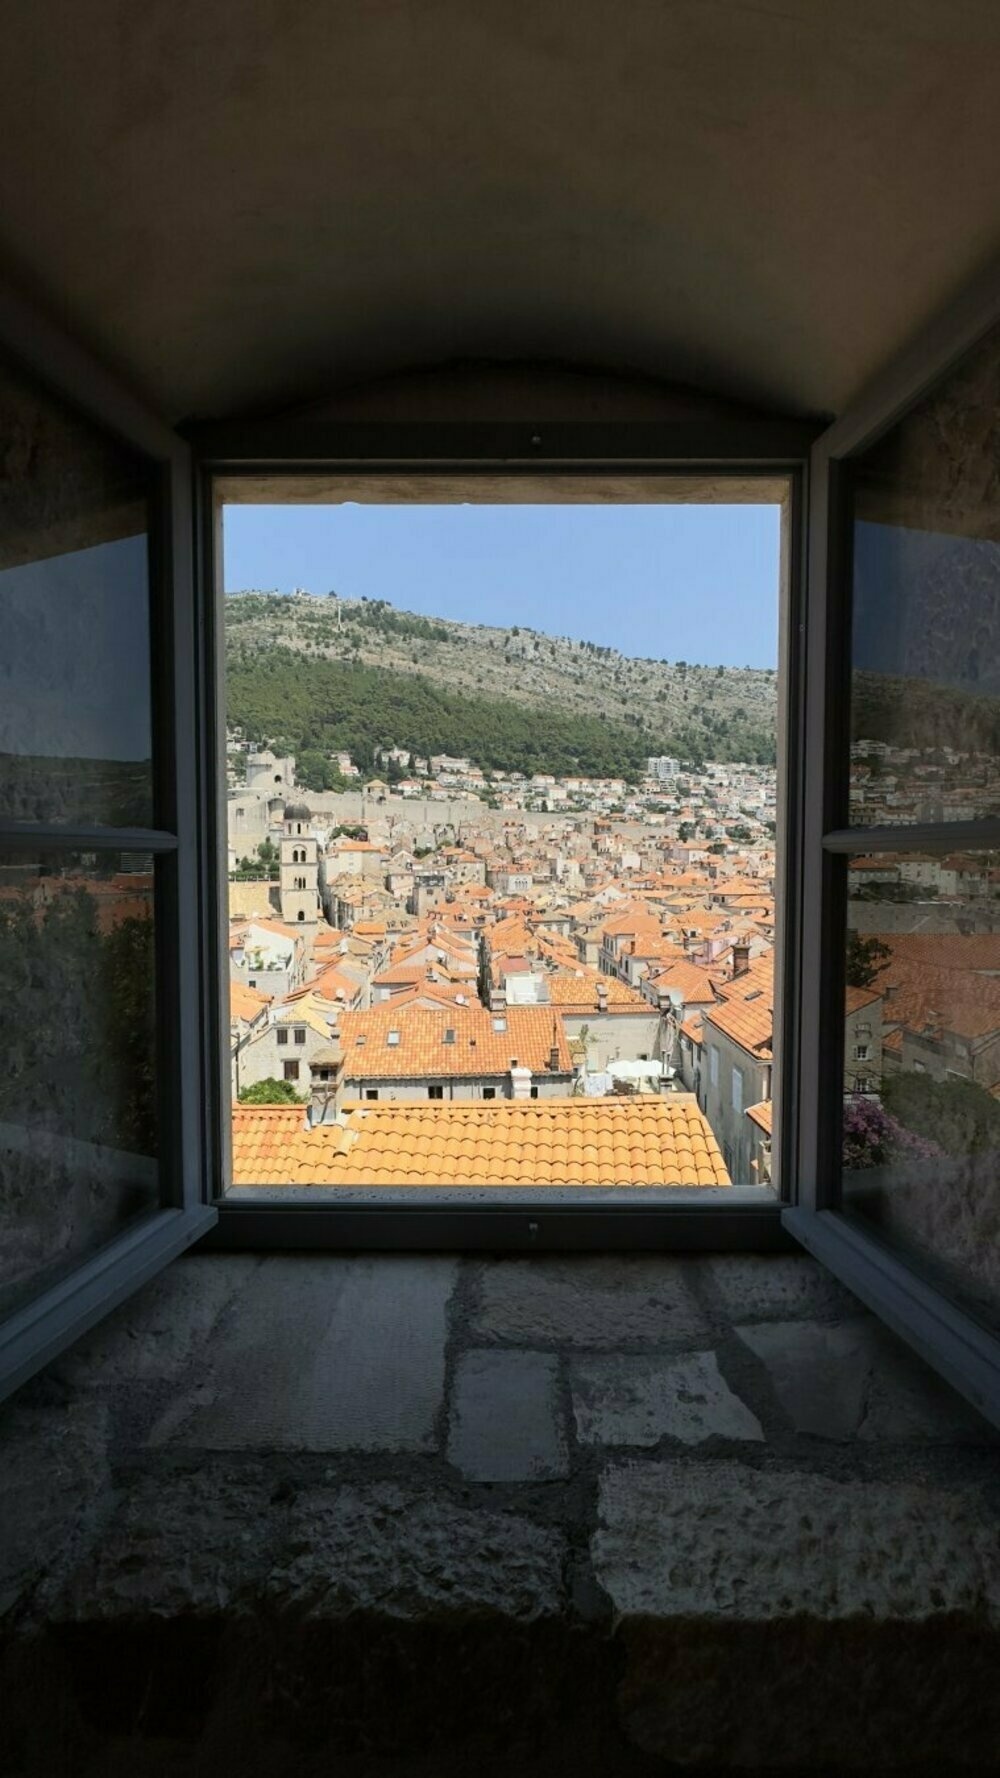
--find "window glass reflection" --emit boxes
[0,351,154,826]
[842,851,1000,1333]
[849,320,1000,824]
[0,851,159,1318]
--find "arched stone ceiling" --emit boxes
[2,0,1000,423]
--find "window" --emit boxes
[530,1086,539,1099]
[283,1060,300,1082]
[7,266,996,1415]
[790,274,1000,1426]
[428,1085,444,1100]
[294,1028,306,1045]
[0,291,213,1403]
[731,1069,743,1115]
[710,1047,719,1088]
[854,1044,870,1061]
[277,1029,288,1046]
[482,1087,496,1100]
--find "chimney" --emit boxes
[308,1033,345,1124]
[510,1060,533,1099]
[596,981,609,1013]
[732,941,750,979]
[549,1018,561,1073]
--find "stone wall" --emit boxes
[1,1250,998,1776]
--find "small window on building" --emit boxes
[365,1088,379,1101]
[483,1087,496,1100]
[277,1028,288,1045]
[731,1068,743,1115]
[710,1046,719,1087]
[294,1028,306,1045]
[492,1017,506,1032]
[530,1086,539,1099]
[443,1028,456,1044]
[249,979,256,988]
[283,1060,300,1081]
[854,1044,870,1061]
[297,910,305,922]
[387,1030,400,1046]
[428,1085,444,1100]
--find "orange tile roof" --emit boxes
[745,1099,773,1135]
[230,982,272,1024]
[680,1013,704,1044]
[340,1002,574,1078]
[651,960,719,1004]
[545,969,649,1012]
[845,985,881,1014]
[703,994,773,1059]
[231,1096,730,1187]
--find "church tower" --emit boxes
[279,801,318,924]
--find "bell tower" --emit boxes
[279,801,318,924]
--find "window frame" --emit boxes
[0,280,216,1402]
[191,418,814,1250]
[785,255,1000,1427]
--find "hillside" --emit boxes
[225,592,778,770]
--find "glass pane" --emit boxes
[841,851,1000,1333]
[848,319,1000,824]
[0,349,155,825]
[0,849,159,1319]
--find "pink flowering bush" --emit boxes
[842,1095,942,1170]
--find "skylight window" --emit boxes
[387,1030,400,1046]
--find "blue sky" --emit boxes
[223,502,781,667]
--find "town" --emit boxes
[227,722,1000,1195]
[227,740,776,1188]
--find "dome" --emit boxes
[283,800,311,821]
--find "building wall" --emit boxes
[343,1072,571,1102]
[561,1011,662,1072]
[238,1021,328,1093]
[701,1026,769,1184]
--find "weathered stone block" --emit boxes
[56,1468,282,1619]
[474,1257,709,1347]
[703,1253,861,1321]
[593,1459,1000,1622]
[274,1483,566,1619]
[736,1316,990,1441]
[571,1351,763,1447]
[147,1255,457,1452]
[448,1349,569,1480]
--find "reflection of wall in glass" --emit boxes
[848,319,1000,825]
[0,851,159,1319]
[0,350,154,826]
[842,852,1000,1333]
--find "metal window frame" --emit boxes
[190,417,816,1251]
[787,254,1000,1427]
[0,282,215,1403]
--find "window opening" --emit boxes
[222,480,786,1194]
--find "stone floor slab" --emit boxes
[594,1458,1000,1621]
[448,1350,568,1480]
[52,1255,262,1387]
[0,1397,111,1618]
[474,1257,710,1348]
[147,1256,457,1452]
[571,1351,763,1447]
